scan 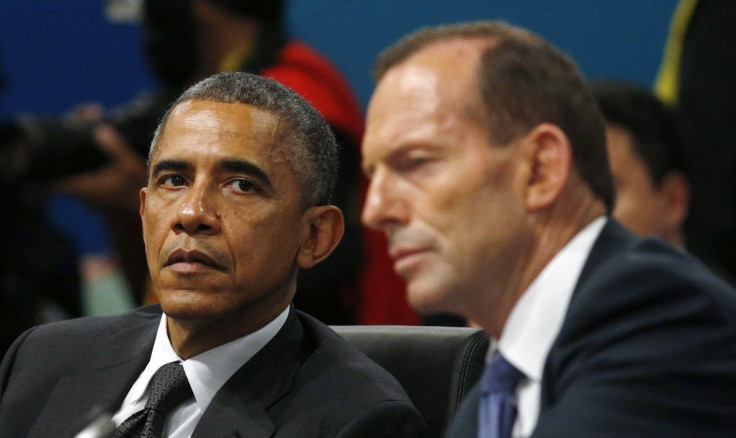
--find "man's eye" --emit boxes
[228,179,258,193]
[396,157,430,173]
[408,157,429,169]
[161,175,187,187]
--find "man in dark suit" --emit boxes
[360,21,736,437]
[0,72,427,437]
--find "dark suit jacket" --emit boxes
[0,306,427,437]
[446,220,736,437]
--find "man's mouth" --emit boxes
[164,248,224,272]
[390,246,430,276]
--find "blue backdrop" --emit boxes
[1,1,677,116]
[0,0,678,254]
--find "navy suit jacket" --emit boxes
[446,220,736,438]
[0,306,427,437]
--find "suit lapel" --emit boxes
[192,390,275,438]
[28,311,159,437]
[194,309,308,438]
[574,220,632,294]
[540,220,636,410]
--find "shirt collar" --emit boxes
[129,306,290,413]
[496,217,607,382]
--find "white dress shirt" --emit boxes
[493,217,607,438]
[111,306,289,437]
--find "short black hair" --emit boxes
[591,80,686,186]
[150,71,339,208]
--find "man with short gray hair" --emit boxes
[362,21,736,438]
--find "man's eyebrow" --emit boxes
[221,159,272,188]
[151,159,190,178]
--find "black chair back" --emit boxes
[332,325,489,437]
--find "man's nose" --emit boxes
[361,169,408,232]
[172,182,221,235]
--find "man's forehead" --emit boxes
[365,42,487,143]
[166,99,279,134]
[148,107,293,191]
[393,37,493,79]
[374,64,445,114]
[372,40,488,113]
[152,100,281,158]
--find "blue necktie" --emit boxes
[478,353,524,438]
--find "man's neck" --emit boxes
[166,303,288,359]
[478,193,607,339]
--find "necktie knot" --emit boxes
[482,353,524,395]
[115,361,192,438]
[146,362,192,413]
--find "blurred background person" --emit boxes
[0,52,83,358]
[655,0,736,283]
[591,80,690,248]
[0,174,84,358]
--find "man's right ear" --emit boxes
[521,123,573,212]
[140,187,148,218]
[297,205,344,270]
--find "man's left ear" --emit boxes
[522,123,572,211]
[297,205,345,269]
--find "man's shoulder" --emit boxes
[538,224,736,436]
[24,305,160,342]
[552,219,736,366]
[577,220,736,308]
[294,311,414,403]
[5,305,160,369]
[271,311,427,435]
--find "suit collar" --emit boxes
[498,216,606,382]
[574,219,638,295]
[194,307,308,438]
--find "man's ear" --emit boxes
[140,187,148,218]
[139,187,148,236]
[297,205,345,269]
[521,123,572,211]
[659,170,690,232]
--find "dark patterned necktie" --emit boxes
[115,362,193,438]
[477,353,524,438]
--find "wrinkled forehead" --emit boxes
[364,42,488,154]
[384,41,483,100]
[369,40,492,126]
[152,100,284,159]
[150,100,295,179]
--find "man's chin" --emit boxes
[406,281,454,316]
[158,291,221,323]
